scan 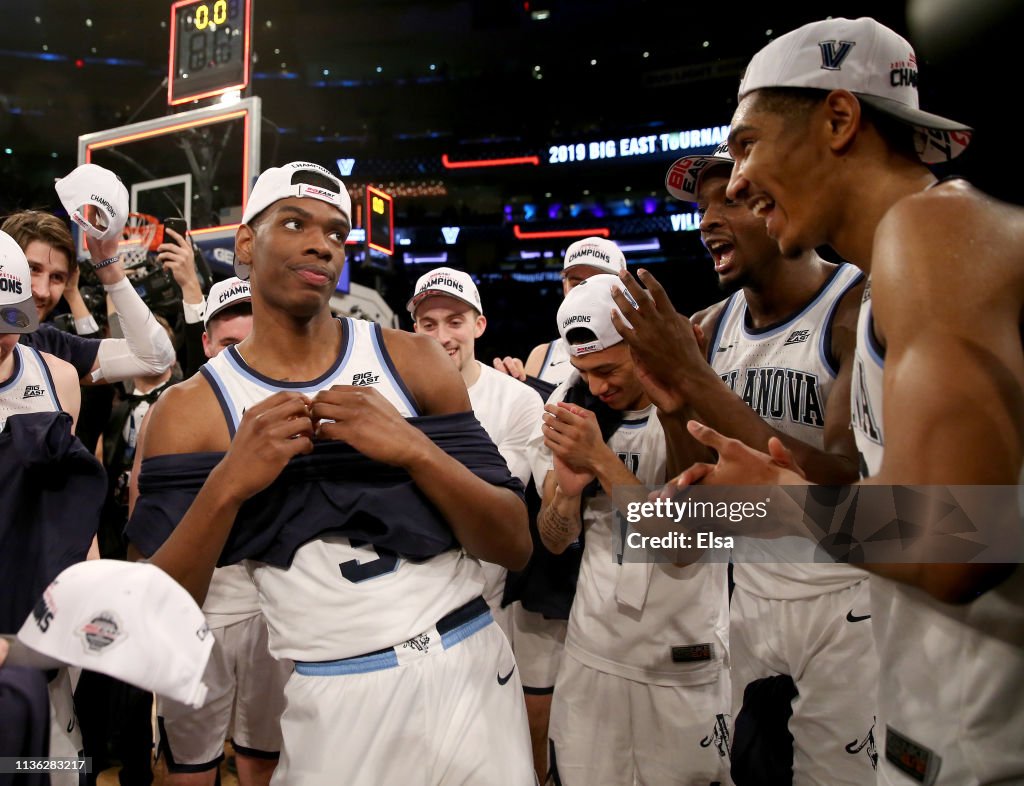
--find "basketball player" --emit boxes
[535,274,729,786]
[491,237,629,778]
[618,145,876,782]
[2,210,176,385]
[662,17,1023,785]
[0,231,81,430]
[132,161,534,785]
[0,229,88,786]
[131,277,287,786]
[410,266,544,639]
[510,237,627,385]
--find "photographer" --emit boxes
[157,225,209,379]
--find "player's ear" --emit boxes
[474,313,487,339]
[823,89,861,154]
[235,223,255,265]
[412,318,422,334]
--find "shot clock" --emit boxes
[366,186,395,256]
[168,0,252,105]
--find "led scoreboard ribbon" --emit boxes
[168,0,252,105]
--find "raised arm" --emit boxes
[158,227,207,378]
[82,231,176,384]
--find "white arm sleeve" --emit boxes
[92,278,177,383]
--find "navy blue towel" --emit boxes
[0,412,105,634]
[128,411,524,567]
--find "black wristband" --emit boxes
[92,255,121,269]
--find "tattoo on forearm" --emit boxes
[540,505,579,546]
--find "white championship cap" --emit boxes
[406,266,483,316]
[556,273,637,357]
[665,142,734,203]
[562,237,627,276]
[237,161,352,280]
[204,276,252,328]
[54,163,130,242]
[0,230,39,334]
[3,560,214,708]
[738,17,972,164]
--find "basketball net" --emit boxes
[119,213,161,269]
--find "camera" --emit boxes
[122,217,212,321]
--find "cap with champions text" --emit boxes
[236,162,352,280]
[204,276,251,328]
[407,267,483,316]
[738,16,972,164]
[0,229,39,334]
[665,142,734,203]
[4,560,214,708]
[556,273,637,357]
[54,163,130,242]
[562,237,627,276]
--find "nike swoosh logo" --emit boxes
[846,610,871,623]
[550,360,568,366]
[497,665,516,685]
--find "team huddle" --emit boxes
[1,15,1022,786]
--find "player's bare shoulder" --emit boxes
[142,372,230,457]
[692,299,729,342]
[524,341,552,377]
[40,351,81,425]
[378,326,472,415]
[874,180,1024,313]
[830,274,866,357]
[40,351,80,398]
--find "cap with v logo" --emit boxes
[738,17,972,163]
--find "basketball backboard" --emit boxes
[75,96,262,262]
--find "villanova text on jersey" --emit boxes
[718,366,825,428]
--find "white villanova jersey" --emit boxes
[0,344,62,430]
[710,263,865,599]
[852,281,1024,785]
[538,381,729,686]
[201,317,485,661]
